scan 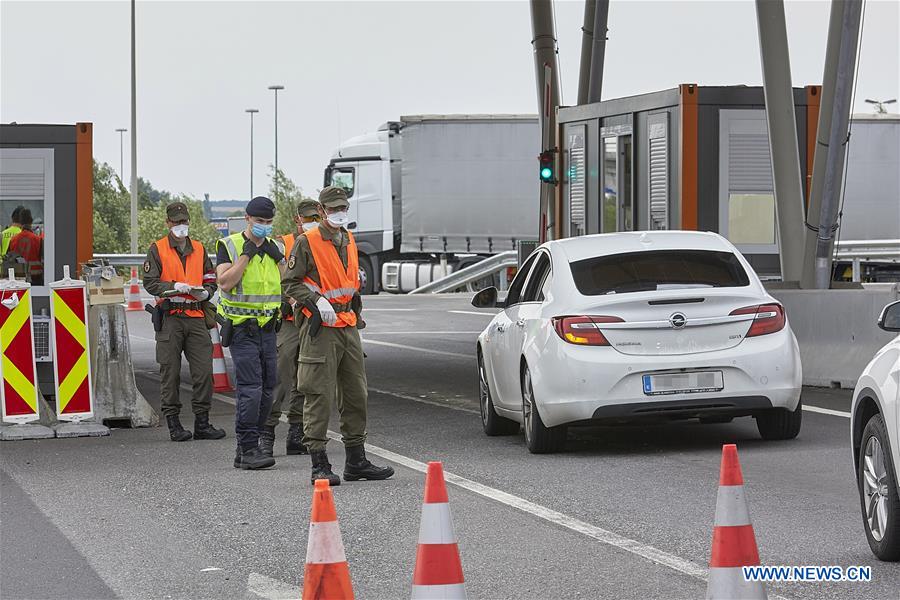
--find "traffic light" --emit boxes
[539,150,555,183]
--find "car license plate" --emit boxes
[642,371,724,396]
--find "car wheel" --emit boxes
[521,364,566,454]
[477,352,518,436]
[858,413,900,561]
[358,254,375,295]
[756,398,802,440]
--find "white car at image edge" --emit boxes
[472,231,803,454]
[851,300,900,561]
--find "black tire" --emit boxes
[358,254,375,295]
[521,364,567,454]
[756,398,802,440]
[858,413,900,561]
[477,351,518,436]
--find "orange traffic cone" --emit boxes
[707,444,766,600]
[125,266,143,311]
[209,325,234,393]
[412,462,466,599]
[302,479,354,600]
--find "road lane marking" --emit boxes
[247,572,297,600]
[362,331,481,335]
[324,434,725,592]
[129,334,157,344]
[360,308,415,312]
[361,339,472,359]
[199,384,790,596]
[448,310,497,317]
[367,387,479,414]
[802,405,850,418]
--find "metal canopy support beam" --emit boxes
[530,0,561,242]
[755,0,807,283]
[811,0,863,289]
[129,0,138,254]
[587,0,609,104]
[801,0,845,289]
[577,0,597,106]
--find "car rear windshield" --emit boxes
[569,250,751,296]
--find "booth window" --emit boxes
[566,127,586,237]
[0,149,53,289]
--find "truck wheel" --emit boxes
[358,255,375,295]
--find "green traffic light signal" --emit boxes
[540,167,553,181]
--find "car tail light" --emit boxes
[730,303,785,337]
[552,316,623,346]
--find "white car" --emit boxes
[473,231,803,453]
[851,300,900,561]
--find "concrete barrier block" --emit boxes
[0,423,55,441]
[53,421,110,438]
[88,304,160,428]
[769,283,900,388]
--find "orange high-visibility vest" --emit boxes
[280,233,296,321]
[155,237,206,318]
[301,228,359,328]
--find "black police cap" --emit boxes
[246,196,275,219]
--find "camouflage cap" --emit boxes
[318,186,349,209]
[297,198,321,217]
[166,201,190,221]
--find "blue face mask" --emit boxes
[251,223,273,238]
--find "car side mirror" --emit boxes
[878,300,900,332]
[472,286,499,309]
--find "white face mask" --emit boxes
[171,224,189,238]
[326,210,349,228]
[301,221,318,232]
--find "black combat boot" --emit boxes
[310,450,341,486]
[233,445,242,469]
[193,412,226,440]
[240,446,276,470]
[258,425,276,458]
[343,445,394,481]
[286,423,308,455]
[166,415,192,442]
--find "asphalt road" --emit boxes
[2,292,898,599]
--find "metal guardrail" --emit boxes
[92,253,217,268]
[834,239,900,262]
[409,251,517,294]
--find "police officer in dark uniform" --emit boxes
[143,201,225,442]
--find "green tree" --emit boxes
[92,160,130,253]
[138,195,220,251]
[138,177,171,209]
[269,167,315,237]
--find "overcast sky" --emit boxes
[2,0,897,201]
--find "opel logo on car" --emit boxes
[669,313,687,329]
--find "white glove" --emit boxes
[316,296,337,326]
[173,282,192,294]
[190,288,209,301]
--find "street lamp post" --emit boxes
[129,0,138,253]
[246,108,259,198]
[268,85,284,194]
[115,128,127,184]
[864,98,897,114]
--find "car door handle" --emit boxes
[516,319,525,328]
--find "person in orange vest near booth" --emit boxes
[282,186,394,485]
[8,208,43,285]
[258,198,322,458]
[143,201,225,442]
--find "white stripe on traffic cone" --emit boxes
[209,325,234,392]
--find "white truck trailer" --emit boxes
[324,115,539,293]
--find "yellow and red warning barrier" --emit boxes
[50,266,94,421]
[0,272,41,424]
